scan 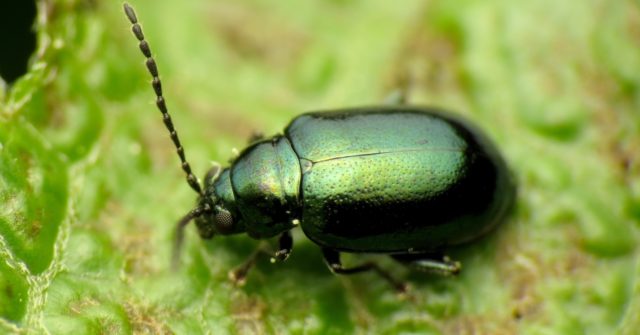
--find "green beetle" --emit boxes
[124,3,515,290]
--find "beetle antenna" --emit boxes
[124,3,203,196]
[172,207,204,268]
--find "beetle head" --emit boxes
[199,163,245,236]
[172,163,244,267]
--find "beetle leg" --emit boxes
[321,248,407,293]
[247,131,265,144]
[383,89,408,105]
[229,233,293,285]
[391,253,461,276]
[272,230,293,262]
[228,244,271,285]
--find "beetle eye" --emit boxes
[214,208,234,234]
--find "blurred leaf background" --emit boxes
[0,0,639,334]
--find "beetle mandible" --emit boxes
[123,3,516,291]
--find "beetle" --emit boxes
[124,3,516,291]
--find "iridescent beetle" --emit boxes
[124,3,515,291]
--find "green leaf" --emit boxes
[1,0,639,333]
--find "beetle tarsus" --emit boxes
[273,231,293,262]
[229,252,258,286]
[322,248,407,293]
[391,253,461,276]
[230,232,293,284]
[229,244,273,285]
